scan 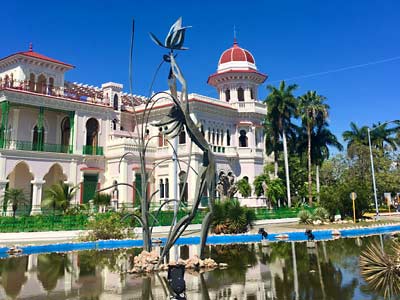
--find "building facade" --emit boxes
[0,40,268,214]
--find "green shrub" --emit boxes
[313,207,329,222]
[83,212,134,241]
[298,209,313,224]
[212,199,255,234]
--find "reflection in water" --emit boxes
[0,235,394,299]
[0,255,28,299]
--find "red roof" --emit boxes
[0,44,74,68]
[219,40,255,65]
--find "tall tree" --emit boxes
[297,122,343,202]
[298,90,329,205]
[343,121,398,153]
[264,80,298,207]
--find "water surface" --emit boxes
[0,235,394,299]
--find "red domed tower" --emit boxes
[207,39,267,102]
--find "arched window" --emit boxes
[250,88,254,99]
[48,77,54,95]
[201,125,204,137]
[165,178,169,198]
[61,116,70,152]
[159,179,164,199]
[207,128,211,142]
[243,176,249,182]
[239,129,248,147]
[212,129,215,144]
[4,75,9,87]
[179,130,186,144]
[238,87,244,102]
[113,94,119,110]
[29,73,35,92]
[36,74,46,93]
[225,89,230,102]
[179,171,188,204]
[216,130,220,145]
[227,129,231,146]
[112,119,117,131]
[86,118,99,148]
[158,127,163,147]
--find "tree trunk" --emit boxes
[282,129,291,207]
[316,165,320,203]
[307,125,313,206]
[274,152,279,178]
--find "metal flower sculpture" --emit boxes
[150,17,216,261]
[150,17,191,51]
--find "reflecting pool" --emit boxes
[0,235,396,299]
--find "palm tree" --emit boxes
[297,122,343,201]
[343,122,398,156]
[263,119,281,177]
[236,178,251,198]
[298,90,329,205]
[343,122,369,150]
[4,188,27,217]
[264,80,298,207]
[42,182,79,213]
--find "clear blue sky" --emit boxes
[2,0,400,146]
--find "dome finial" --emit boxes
[233,25,238,46]
[29,42,33,52]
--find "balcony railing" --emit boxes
[83,145,104,156]
[1,140,72,153]
[0,79,107,106]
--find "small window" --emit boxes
[179,130,186,144]
[250,88,254,99]
[201,125,204,137]
[227,129,231,146]
[239,129,248,147]
[225,89,230,102]
[159,179,164,198]
[238,87,244,102]
[112,119,117,130]
[165,178,169,198]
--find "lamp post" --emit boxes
[367,120,400,219]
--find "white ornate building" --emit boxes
[0,40,267,214]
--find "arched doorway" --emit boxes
[6,162,34,214]
[85,118,99,154]
[29,73,35,92]
[239,129,248,147]
[36,74,46,93]
[60,117,70,153]
[42,164,67,198]
[113,94,119,110]
[32,125,45,151]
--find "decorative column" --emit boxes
[0,102,9,148]
[69,159,79,205]
[0,179,8,216]
[68,111,75,153]
[244,87,252,101]
[119,158,129,207]
[37,107,44,150]
[11,108,19,142]
[30,179,45,215]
